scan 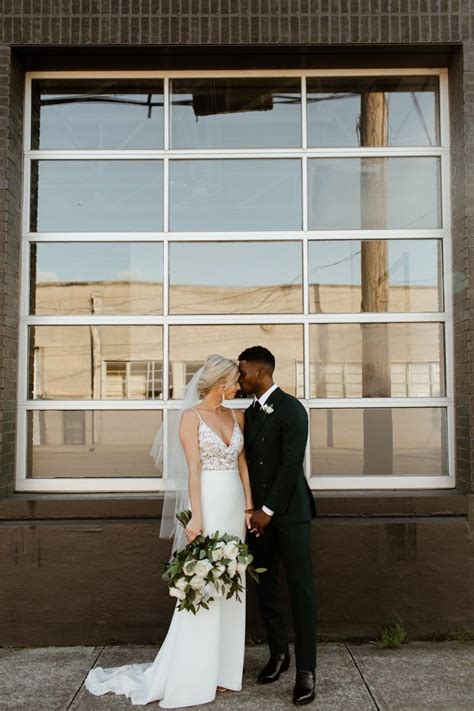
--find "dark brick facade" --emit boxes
[0,2,473,643]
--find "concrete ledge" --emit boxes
[0,490,469,520]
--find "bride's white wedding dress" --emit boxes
[85,409,246,708]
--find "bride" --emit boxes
[84,354,254,707]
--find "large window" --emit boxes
[18,70,453,491]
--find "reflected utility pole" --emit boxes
[360,90,394,475]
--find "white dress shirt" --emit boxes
[253,383,279,517]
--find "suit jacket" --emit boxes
[244,387,317,523]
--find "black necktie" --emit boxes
[251,400,261,423]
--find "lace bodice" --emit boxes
[193,410,244,471]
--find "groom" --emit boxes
[238,346,317,706]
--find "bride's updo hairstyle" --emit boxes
[197,354,239,399]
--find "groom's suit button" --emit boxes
[259,461,263,465]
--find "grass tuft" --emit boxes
[377,619,408,649]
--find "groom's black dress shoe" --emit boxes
[257,652,290,684]
[293,669,316,705]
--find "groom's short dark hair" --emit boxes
[238,346,275,372]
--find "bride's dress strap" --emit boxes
[191,407,203,422]
[230,407,237,423]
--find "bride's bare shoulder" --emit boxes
[180,409,200,427]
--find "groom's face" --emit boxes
[238,360,261,396]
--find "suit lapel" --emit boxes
[246,387,284,448]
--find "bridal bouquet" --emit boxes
[163,510,265,614]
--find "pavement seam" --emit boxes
[344,643,381,711]
[66,646,105,709]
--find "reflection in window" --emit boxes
[169,324,303,398]
[308,240,443,313]
[171,78,301,148]
[307,76,439,147]
[29,326,163,400]
[169,160,302,232]
[309,323,445,398]
[31,242,163,315]
[310,408,448,476]
[169,241,303,314]
[31,79,164,150]
[27,410,162,477]
[104,361,164,399]
[31,160,164,232]
[308,157,441,230]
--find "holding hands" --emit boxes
[249,508,272,537]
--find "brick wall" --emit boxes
[0,1,470,47]
[0,48,23,496]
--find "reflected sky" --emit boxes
[32,79,164,150]
[169,159,302,232]
[171,78,301,148]
[308,157,441,230]
[34,243,163,283]
[33,160,164,232]
[170,241,302,286]
[307,76,439,147]
[309,240,440,286]
[33,239,441,289]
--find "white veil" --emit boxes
[150,366,204,555]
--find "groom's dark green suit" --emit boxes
[244,386,317,671]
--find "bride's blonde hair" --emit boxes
[197,354,239,399]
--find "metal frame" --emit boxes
[16,68,455,492]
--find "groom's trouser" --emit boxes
[250,518,317,671]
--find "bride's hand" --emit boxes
[185,516,203,544]
[245,511,253,531]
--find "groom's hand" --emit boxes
[250,509,272,536]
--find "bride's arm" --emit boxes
[179,410,203,544]
[235,411,254,531]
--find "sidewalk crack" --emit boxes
[66,646,105,709]
[345,643,380,711]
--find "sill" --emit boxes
[0,489,468,520]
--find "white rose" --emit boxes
[213,563,226,578]
[236,561,247,574]
[183,558,198,576]
[194,559,213,578]
[189,575,206,591]
[227,559,238,577]
[203,582,218,600]
[223,542,240,560]
[211,547,224,562]
[169,586,186,601]
[175,577,188,591]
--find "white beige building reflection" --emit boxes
[30,279,446,479]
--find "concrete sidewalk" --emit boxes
[0,642,473,710]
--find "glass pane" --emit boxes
[27,410,162,477]
[169,241,302,314]
[169,160,301,231]
[309,240,443,313]
[29,326,163,400]
[31,160,164,232]
[171,78,301,148]
[31,243,163,315]
[31,79,164,150]
[309,323,445,398]
[307,76,439,147]
[308,157,441,230]
[310,408,448,475]
[169,324,303,398]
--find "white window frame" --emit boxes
[16,68,454,492]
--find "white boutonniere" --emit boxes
[261,404,274,415]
